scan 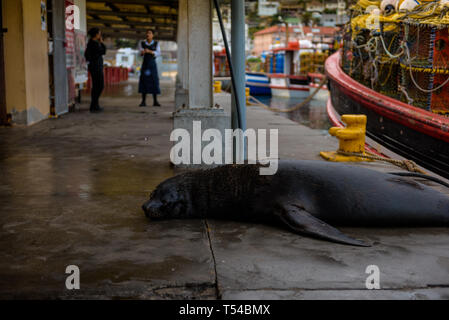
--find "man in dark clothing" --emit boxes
[85,28,106,113]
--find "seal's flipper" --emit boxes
[279,204,370,247]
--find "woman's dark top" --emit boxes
[139,40,160,94]
[85,40,106,71]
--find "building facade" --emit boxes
[252,25,338,56]
[306,0,324,12]
[1,0,88,125]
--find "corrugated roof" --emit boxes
[86,0,178,41]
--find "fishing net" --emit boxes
[300,52,312,74]
[400,18,449,113]
[351,0,382,16]
[342,26,353,74]
[431,72,449,114]
[401,23,435,68]
[433,27,449,71]
[400,66,433,109]
[375,62,401,98]
[313,52,327,74]
[373,21,402,98]
[342,2,449,114]
[349,29,372,87]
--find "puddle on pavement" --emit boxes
[1,156,173,199]
[1,71,333,297]
[0,152,198,295]
[84,73,176,99]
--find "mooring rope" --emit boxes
[343,150,449,188]
[248,76,328,113]
[336,150,428,174]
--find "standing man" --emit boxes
[139,29,161,107]
[85,28,106,113]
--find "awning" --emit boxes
[86,0,178,41]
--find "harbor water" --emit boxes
[253,90,331,132]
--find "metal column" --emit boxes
[231,0,246,131]
[0,0,7,125]
[49,0,68,115]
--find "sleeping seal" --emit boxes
[142,160,449,246]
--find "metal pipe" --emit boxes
[0,0,8,125]
[231,0,246,131]
[212,0,242,130]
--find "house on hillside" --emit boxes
[306,0,324,12]
[321,14,337,27]
[252,25,338,56]
[325,1,339,11]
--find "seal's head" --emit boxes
[142,175,193,220]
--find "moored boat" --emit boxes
[245,72,271,96]
[265,41,312,98]
[269,74,310,98]
[326,50,449,178]
[325,1,449,178]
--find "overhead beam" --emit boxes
[105,2,129,22]
[93,26,174,33]
[87,19,175,28]
[105,2,120,12]
[105,2,128,29]
[102,31,173,37]
[101,31,174,40]
[87,0,178,7]
[87,9,177,19]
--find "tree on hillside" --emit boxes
[301,11,312,26]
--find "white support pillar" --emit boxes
[175,0,188,109]
[175,0,213,110]
[187,0,213,109]
[173,0,230,168]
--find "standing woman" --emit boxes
[85,27,106,113]
[139,29,161,107]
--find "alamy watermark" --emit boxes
[65,265,80,290]
[65,5,80,31]
[170,121,279,175]
[365,265,381,289]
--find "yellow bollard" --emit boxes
[246,87,250,104]
[214,81,222,93]
[320,114,372,162]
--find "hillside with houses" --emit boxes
[211,0,350,56]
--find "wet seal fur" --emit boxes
[142,160,449,246]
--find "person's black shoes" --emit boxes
[139,102,147,107]
[153,101,161,107]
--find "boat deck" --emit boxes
[326,51,449,179]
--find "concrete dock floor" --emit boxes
[0,80,448,299]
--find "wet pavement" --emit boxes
[0,80,216,299]
[1,80,449,299]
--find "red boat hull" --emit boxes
[325,51,449,178]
